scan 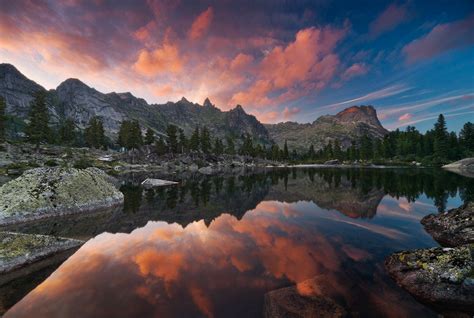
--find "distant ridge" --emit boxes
[0,63,388,149]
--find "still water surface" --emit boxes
[5,168,473,317]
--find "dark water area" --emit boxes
[4,168,474,317]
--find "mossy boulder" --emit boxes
[421,202,473,247]
[0,231,82,275]
[0,167,123,225]
[385,244,474,314]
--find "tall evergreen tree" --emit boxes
[178,128,187,153]
[459,122,474,153]
[283,140,289,160]
[0,96,6,142]
[85,116,105,149]
[190,127,200,152]
[145,128,155,145]
[59,118,76,146]
[307,144,315,160]
[26,91,51,147]
[213,137,224,155]
[433,114,449,160]
[200,127,211,154]
[359,135,373,160]
[154,137,167,155]
[166,124,178,153]
[118,120,143,149]
[225,136,235,155]
[333,139,343,160]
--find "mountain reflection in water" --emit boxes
[4,168,473,317]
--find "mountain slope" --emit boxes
[265,106,388,151]
[0,63,272,143]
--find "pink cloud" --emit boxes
[398,113,412,121]
[403,15,474,63]
[283,106,301,120]
[230,53,254,71]
[188,7,214,40]
[342,63,368,81]
[370,3,408,37]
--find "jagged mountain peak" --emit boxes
[203,97,214,108]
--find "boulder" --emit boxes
[0,231,83,276]
[385,244,474,315]
[0,167,123,225]
[421,202,474,247]
[324,159,340,165]
[141,178,178,189]
[443,158,474,178]
[264,278,347,318]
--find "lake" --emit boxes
[3,168,473,317]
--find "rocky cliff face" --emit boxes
[0,63,272,142]
[266,105,388,151]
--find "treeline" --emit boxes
[0,93,473,165]
[305,115,473,165]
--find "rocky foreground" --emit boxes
[421,202,474,247]
[385,202,474,316]
[0,167,123,225]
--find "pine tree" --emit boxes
[166,124,178,153]
[59,118,76,146]
[225,136,235,155]
[154,137,167,155]
[459,122,474,153]
[307,144,315,160]
[85,116,106,149]
[26,91,51,147]
[433,114,449,160]
[178,128,187,153]
[145,128,155,145]
[333,139,343,160]
[214,138,224,155]
[190,127,200,152]
[200,126,211,154]
[128,121,143,149]
[0,96,6,142]
[283,140,289,160]
[359,135,373,160]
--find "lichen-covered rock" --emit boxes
[443,158,474,178]
[264,279,348,318]
[0,167,123,224]
[421,202,474,247]
[0,231,82,275]
[385,244,474,314]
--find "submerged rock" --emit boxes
[264,279,347,318]
[421,202,474,247]
[0,167,123,225]
[385,244,474,314]
[0,231,82,276]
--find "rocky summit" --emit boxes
[0,167,123,225]
[0,63,389,149]
[266,105,388,151]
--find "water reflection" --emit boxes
[4,168,473,317]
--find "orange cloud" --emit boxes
[188,7,214,40]
[230,53,254,71]
[134,43,184,77]
[282,106,300,120]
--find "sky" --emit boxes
[1,0,473,131]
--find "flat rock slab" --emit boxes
[421,202,473,247]
[141,178,178,188]
[264,279,347,318]
[0,232,83,276]
[443,158,474,178]
[385,244,474,315]
[0,167,124,225]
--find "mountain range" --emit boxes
[0,63,388,150]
